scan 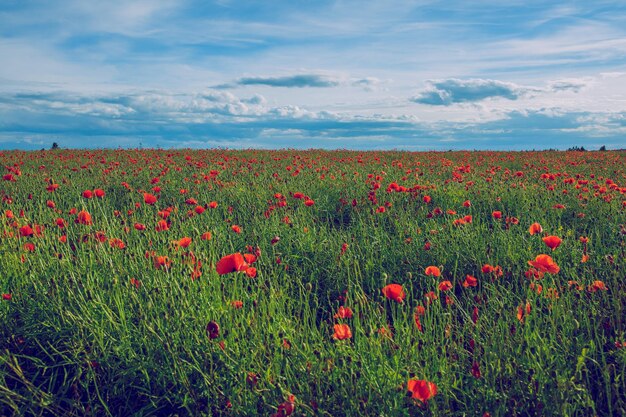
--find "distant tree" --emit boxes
[567,146,587,152]
[51,142,59,150]
[599,145,607,151]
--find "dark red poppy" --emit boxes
[207,321,220,339]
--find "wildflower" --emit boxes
[271,395,296,417]
[542,235,562,250]
[437,280,453,291]
[407,379,438,403]
[332,324,352,340]
[528,222,543,235]
[528,254,560,274]
[471,361,481,379]
[382,283,405,303]
[155,219,169,232]
[334,306,353,319]
[216,253,248,275]
[177,237,192,248]
[425,266,441,277]
[463,275,478,288]
[143,193,157,205]
[153,256,171,270]
[206,321,220,339]
[76,210,93,225]
[19,225,34,237]
[588,280,608,292]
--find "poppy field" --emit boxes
[1,149,625,416]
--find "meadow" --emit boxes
[0,149,624,416]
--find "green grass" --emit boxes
[1,149,625,416]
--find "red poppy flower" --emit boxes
[425,266,441,277]
[231,300,243,309]
[334,306,353,319]
[463,275,478,288]
[492,211,502,219]
[209,201,218,209]
[19,225,34,237]
[177,237,192,248]
[216,253,248,275]
[109,238,126,249]
[201,231,212,240]
[332,324,352,340]
[271,395,296,417]
[407,379,438,403]
[437,280,452,291]
[134,223,146,231]
[143,193,157,205]
[76,210,93,225]
[528,222,543,235]
[231,225,242,234]
[153,255,171,270]
[414,305,426,332]
[304,199,315,206]
[471,361,481,379]
[588,280,607,292]
[245,267,257,278]
[23,242,35,252]
[94,188,105,198]
[528,254,560,274]
[463,200,471,207]
[2,293,12,300]
[382,283,405,303]
[82,190,93,199]
[206,321,220,339]
[195,205,205,214]
[542,235,562,250]
[155,219,169,232]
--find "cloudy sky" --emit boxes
[1,0,626,150]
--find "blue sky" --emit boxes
[1,0,625,150]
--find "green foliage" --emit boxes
[0,149,625,416]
